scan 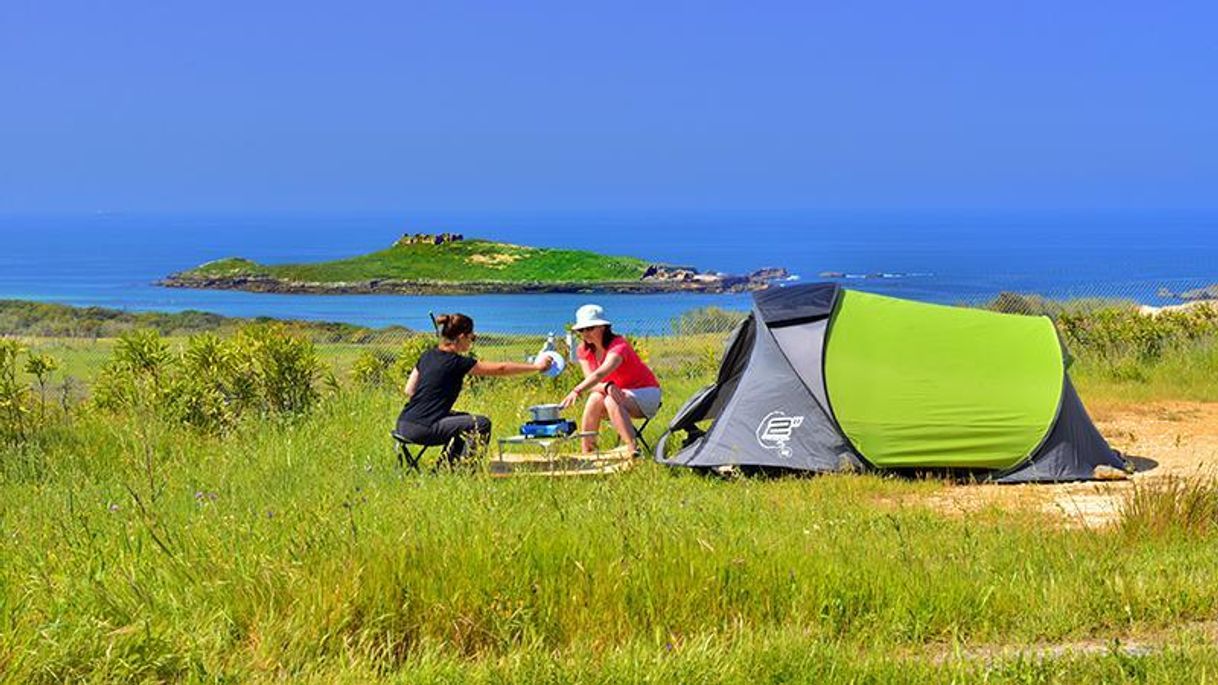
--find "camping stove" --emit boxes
[519,418,577,438]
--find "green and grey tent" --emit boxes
[655,283,1126,482]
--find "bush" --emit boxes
[1059,304,1218,365]
[0,339,32,443]
[391,335,437,385]
[352,349,399,388]
[170,332,248,433]
[671,307,747,335]
[687,340,723,379]
[236,324,324,415]
[92,329,173,414]
[630,336,653,368]
[93,325,327,433]
[0,339,63,444]
[983,292,1133,318]
[23,351,59,415]
[350,335,436,391]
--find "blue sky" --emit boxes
[1,0,1215,212]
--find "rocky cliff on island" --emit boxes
[1158,283,1218,303]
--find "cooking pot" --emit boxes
[528,403,563,423]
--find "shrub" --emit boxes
[391,335,437,385]
[352,349,399,388]
[170,332,247,433]
[0,339,32,443]
[983,292,1133,318]
[93,325,327,433]
[235,324,324,415]
[630,336,653,368]
[1059,304,1218,366]
[687,340,723,379]
[23,351,59,415]
[671,306,747,335]
[93,329,173,414]
[986,292,1057,316]
[0,340,64,444]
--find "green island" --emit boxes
[161,232,787,294]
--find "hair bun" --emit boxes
[435,313,474,341]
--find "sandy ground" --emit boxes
[921,402,1218,527]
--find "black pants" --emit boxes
[395,411,492,463]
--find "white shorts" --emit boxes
[622,386,662,418]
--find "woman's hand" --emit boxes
[560,389,581,410]
[534,354,553,372]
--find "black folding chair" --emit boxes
[624,402,662,456]
[390,431,433,470]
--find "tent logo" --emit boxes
[756,411,805,457]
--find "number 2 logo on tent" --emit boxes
[756,411,805,458]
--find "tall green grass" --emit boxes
[1120,475,1218,538]
[1073,340,1218,403]
[4,381,1218,681]
[4,306,1218,681]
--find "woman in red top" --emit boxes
[560,304,661,455]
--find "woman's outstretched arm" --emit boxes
[470,357,550,377]
[560,353,622,408]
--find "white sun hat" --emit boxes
[572,303,612,330]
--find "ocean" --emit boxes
[2,210,1216,334]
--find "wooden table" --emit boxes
[496,431,600,461]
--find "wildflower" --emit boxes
[107,503,120,513]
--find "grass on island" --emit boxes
[182,239,652,284]
[3,299,1218,681]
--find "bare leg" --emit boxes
[604,385,644,453]
[581,390,607,453]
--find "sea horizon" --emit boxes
[4,208,1217,334]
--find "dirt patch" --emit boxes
[468,252,527,268]
[917,402,1218,528]
[919,619,1218,664]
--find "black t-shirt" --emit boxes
[399,348,478,426]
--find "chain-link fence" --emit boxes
[3,276,1218,415]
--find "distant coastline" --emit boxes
[160,233,790,295]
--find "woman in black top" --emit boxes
[396,313,550,462]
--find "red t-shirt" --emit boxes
[577,337,659,390]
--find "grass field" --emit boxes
[4,304,1218,682]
